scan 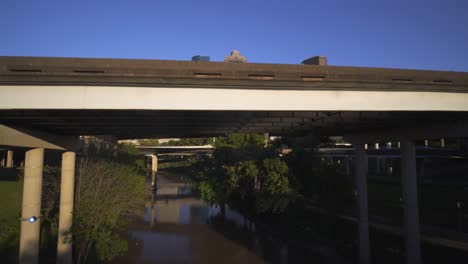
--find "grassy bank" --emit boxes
[0,173,22,262]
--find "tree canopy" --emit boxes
[197,133,294,214]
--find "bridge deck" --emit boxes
[1,56,467,91]
[1,57,468,139]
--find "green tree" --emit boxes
[214,133,264,149]
[284,147,354,212]
[66,139,147,263]
[73,159,146,263]
[0,139,147,263]
[255,158,295,213]
[137,139,160,146]
[197,133,295,214]
[159,138,215,146]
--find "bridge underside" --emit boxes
[1,56,468,140]
[1,109,467,139]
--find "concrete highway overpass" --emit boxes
[1,56,468,264]
[1,56,468,140]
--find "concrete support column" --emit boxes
[387,158,394,175]
[280,243,288,264]
[386,142,392,149]
[254,175,260,191]
[354,143,371,264]
[345,156,351,176]
[1,151,5,167]
[263,132,269,147]
[253,235,262,258]
[381,158,386,175]
[19,148,44,264]
[146,157,150,177]
[6,150,14,168]
[401,140,421,264]
[374,143,381,176]
[151,155,158,189]
[419,158,425,180]
[375,158,381,175]
[57,152,75,264]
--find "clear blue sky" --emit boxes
[1,0,467,71]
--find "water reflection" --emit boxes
[116,176,267,264]
[130,232,191,263]
[113,173,351,264]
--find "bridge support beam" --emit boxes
[6,150,14,168]
[401,139,421,264]
[0,124,81,151]
[355,143,371,264]
[19,148,44,264]
[57,152,75,264]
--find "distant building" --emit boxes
[302,56,327,66]
[224,50,247,63]
[192,55,210,62]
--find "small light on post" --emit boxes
[21,216,39,223]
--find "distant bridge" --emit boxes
[137,145,214,157]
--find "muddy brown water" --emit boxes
[113,173,345,264]
[112,174,269,264]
